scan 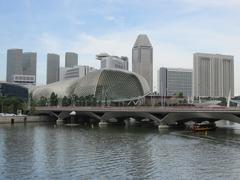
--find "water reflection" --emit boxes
[0,123,239,179]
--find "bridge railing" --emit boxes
[34,105,240,112]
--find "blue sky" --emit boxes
[0,0,240,93]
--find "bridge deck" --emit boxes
[35,106,240,113]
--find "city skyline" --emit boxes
[0,0,240,93]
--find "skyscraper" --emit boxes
[22,52,37,76]
[132,34,153,91]
[6,49,23,82]
[158,67,192,97]
[65,52,78,68]
[47,53,60,84]
[6,49,37,86]
[193,53,234,97]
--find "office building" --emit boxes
[12,75,36,86]
[6,49,37,86]
[158,68,192,97]
[96,53,128,70]
[6,49,23,82]
[47,53,60,84]
[132,34,153,91]
[22,52,37,76]
[64,65,96,80]
[59,67,71,81]
[65,52,78,68]
[22,52,37,85]
[193,53,234,97]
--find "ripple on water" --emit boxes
[0,125,240,179]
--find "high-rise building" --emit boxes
[65,52,78,68]
[158,67,192,97]
[132,34,153,91]
[47,53,60,84]
[59,67,71,81]
[22,52,37,76]
[6,49,37,86]
[193,53,234,97]
[64,65,96,80]
[96,53,128,70]
[6,49,23,82]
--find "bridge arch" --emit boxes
[161,112,240,125]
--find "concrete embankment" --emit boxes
[0,115,52,124]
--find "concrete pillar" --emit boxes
[24,117,27,124]
[99,121,109,127]
[158,123,169,129]
[11,118,14,124]
[56,119,64,125]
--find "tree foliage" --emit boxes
[38,96,48,106]
[50,92,58,106]
[62,96,71,106]
[0,96,25,114]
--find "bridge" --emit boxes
[35,106,240,126]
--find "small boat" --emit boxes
[191,122,216,131]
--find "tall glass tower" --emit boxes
[47,53,60,84]
[6,49,23,82]
[132,34,153,91]
[65,52,78,68]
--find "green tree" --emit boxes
[105,97,108,106]
[0,96,5,113]
[79,96,84,106]
[92,96,97,106]
[71,94,77,106]
[85,95,91,106]
[0,96,25,114]
[62,96,71,106]
[29,93,36,113]
[50,92,58,106]
[38,96,47,106]
[73,95,80,106]
[177,92,183,98]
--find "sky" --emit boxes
[0,0,240,94]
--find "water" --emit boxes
[0,123,240,179]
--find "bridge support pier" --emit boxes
[158,123,169,130]
[99,121,109,127]
[56,119,64,125]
